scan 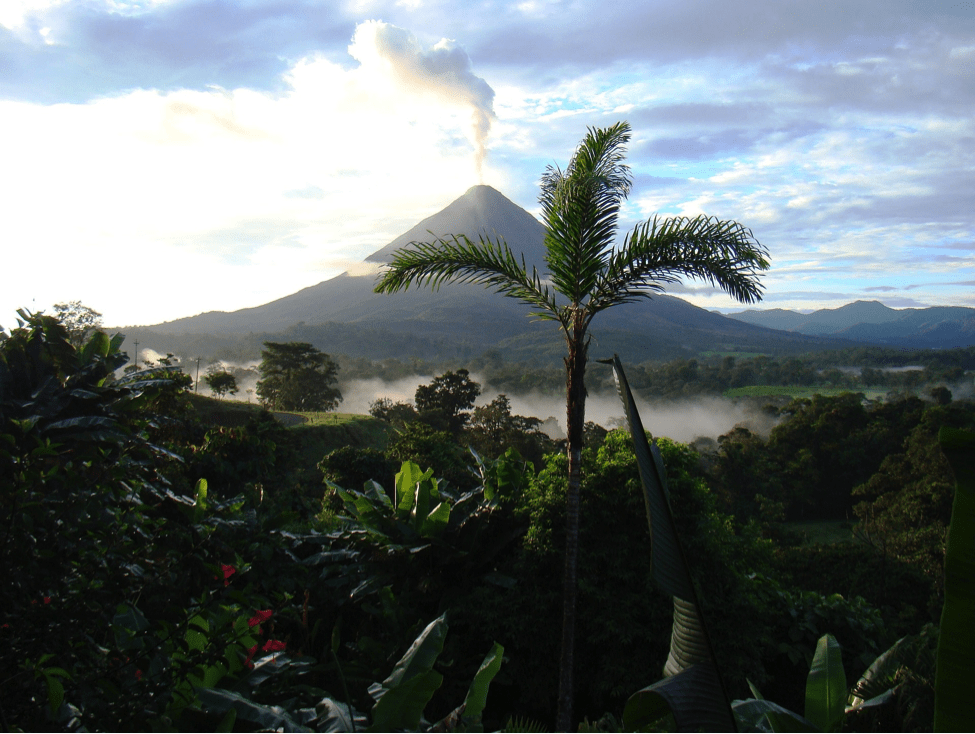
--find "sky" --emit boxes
[2,0,974,329]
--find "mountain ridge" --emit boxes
[120,186,967,362]
[727,300,975,348]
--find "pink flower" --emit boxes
[248,609,273,627]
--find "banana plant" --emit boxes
[191,614,504,733]
[336,461,450,542]
[733,631,927,732]
[602,355,736,732]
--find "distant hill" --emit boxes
[122,185,857,364]
[727,300,975,349]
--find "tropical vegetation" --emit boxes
[2,305,971,731]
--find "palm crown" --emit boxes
[375,121,768,342]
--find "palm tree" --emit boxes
[374,120,769,730]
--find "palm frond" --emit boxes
[540,122,633,304]
[587,214,770,317]
[373,232,565,326]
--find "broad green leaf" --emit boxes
[186,615,209,652]
[605,355,735,730]
[44,674,65,714]
[420,501,450,538]
[603,356,694,600]
[314,698,363,732]
[848,634,916,707]
[463,642,504,722]
[202,661,227,688]
[732,698,819,732]
[363,479,392,508]
[109,332,126,354]
[412,474,437,531]
[741,681,811,732]
[625,664,735,733]
[367,615,448,731]
[377,614,447,693]
[395,461,425,514]
[368,670,444,732]
[622,687,672,732]
[935,427,975,732]
[79,330,109,362]
[196,688,313,732]
[846,690,894,714]
[804,633,846,732]
[194,478,208,519]
[45,415,118,433]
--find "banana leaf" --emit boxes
[464,642,504,721]
[731,697,818,732]
[604,355,735,732]
[847,632,925,709]
[804,634,845,732]
[368,614,447,732]
[196,688,313,733]
[934,427,975,732]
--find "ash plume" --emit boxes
[350,20,496,181]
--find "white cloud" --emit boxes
[0,0,68,29]
[0,20,497,326]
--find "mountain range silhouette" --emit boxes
[132,186,973,361]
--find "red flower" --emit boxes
[135,669,143,681]
[244,644,259,669]
[262,639,286,652]
[248,609,273,627]
[43,596,51,604]
[217,564,236,587]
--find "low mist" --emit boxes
[129,353,779,442]
[337,372,780,443]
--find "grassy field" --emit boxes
[186,395,391,465]
[724,385,887,399]
[187,393,265,426]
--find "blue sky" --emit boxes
[2,0,973,327]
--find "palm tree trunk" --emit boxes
[556,314,588,731]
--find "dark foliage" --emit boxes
[256,341,342,412]
[414,368,481,436]
[203,369,238,398]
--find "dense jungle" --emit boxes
[3,307,973,732]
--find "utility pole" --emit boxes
[133,340,139,369]
[195,357,201,393]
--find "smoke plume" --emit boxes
[349,20,496,181]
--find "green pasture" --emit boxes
[724,385,887,399]
[288,412,393,470]
[187,393,263,426]
[187,394,391,468]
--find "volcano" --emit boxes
[136,185,838,362]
